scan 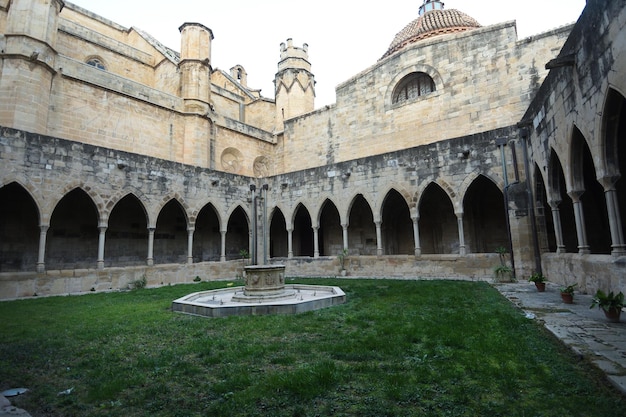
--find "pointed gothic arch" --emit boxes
[106,194,148,267]
[381,189,413,254]
[601,88,626,254]
[547,149,577,253]
[47,188,99,269]
[418,182,458,254]
[533,163,557,253]
[318,199,343,256]
[269,207,288,258]
[153,199,189,264]
[571,128,611,253]
[348,194,376,255]
[226,206,250,260]
[194,203,222,262]
[462,175,508,253]
[0,182,40,272]
[292,203,314,257]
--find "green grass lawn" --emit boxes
[1,278,625,416]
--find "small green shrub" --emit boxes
[130,275,147,290]
[560,283,577,294]
[528,272,547,283]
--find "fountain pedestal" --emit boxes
[232,264,296,303]
[172,264,345,316]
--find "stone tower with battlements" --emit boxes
[274,38,315,132]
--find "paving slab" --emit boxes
[495,282,626,395]
[0,394,31,417]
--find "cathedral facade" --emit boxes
[0,0,624,299]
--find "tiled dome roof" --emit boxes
[381,8,481,59]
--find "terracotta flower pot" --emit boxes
[534,282,546,292]
[561,292,573,304]
[603,307,622,323]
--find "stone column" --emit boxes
[249,185,257,265]
[375,221,383,256]
[599,177,626,256]
[568,191,590,254]
[36,225,49,273]
[220,230,226,262]
[97,225,107,270]
[605,189,626,256]
[412,215,421,257]
[313,226,320,258]
[187,227,195,264]
[548,199,566,254]
[287,228,293,258]
[341,223,349,250]
[147,227,155,266]
[455,212,466,255]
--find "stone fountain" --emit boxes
[172,184,345,317]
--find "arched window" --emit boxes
[86,57,106,70]
[392,72,435,104]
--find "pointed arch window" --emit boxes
[392,72,435,104]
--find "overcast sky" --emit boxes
[69,0,586,108]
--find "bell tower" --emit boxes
[274,39,315,132]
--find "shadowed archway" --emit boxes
[381,189,413,255]
[194,203,221,262]
[106,194,147,266]
[47,188,98,269]
[419,183,457,254]
[293,204,313,257]
[0,182,40,272]
[226,206,249,261]
[269,208,288,258]
[463,175,507,253]
[154,200,188,264]
[348,194,376,255]
[318,199,342,256]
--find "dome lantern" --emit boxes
[419,0,445,16]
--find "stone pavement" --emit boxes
[0,393,31,417]
[495,281,626,394]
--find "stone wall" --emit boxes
[278,23,571,173]
[542,254,626,296]
[0,254,500,301]
[0,123,528,297]
[0,260,243,300]
[0,127,253,225]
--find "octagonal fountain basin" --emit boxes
[172,265,345,317]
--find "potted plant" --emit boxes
[493,246,513,282]
[238,249,250,279]
[337,248,348,276]
[528,272,547,292]
[560,283,577,304]
[494,264,513,282]
[590,290,625,322]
